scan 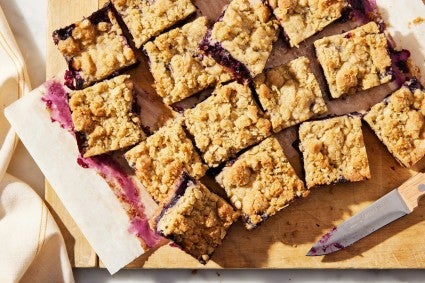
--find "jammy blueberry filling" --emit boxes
[199,33,252,81]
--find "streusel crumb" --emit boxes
[299,115,371,188]
[314,22,392,98]
[151,175,239,264]
[364,85,425,167]
[184,81,271,167]
[144,17,231,104]
[124,118,207,203]
[112,0,196,48]
[216,137,307,229]
[68,75,145,157]
[254,56,327,132]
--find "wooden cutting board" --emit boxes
[45,0,425,269]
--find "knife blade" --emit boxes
[307,172,425,256]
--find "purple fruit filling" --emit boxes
[388,48,411,86]
[42,78,161,248]
[88,5,112,25]
[244,213,269,229]
[79,155,162,248]
[63,69,84,90]
[347,0,379,24]
[52,24,75,43]
[155,172,193,231]
[41,79,74,132]
[200,31,251,81]
[405,78,424,92]
[164,172,192,211]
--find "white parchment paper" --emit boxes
[5,85,145,274]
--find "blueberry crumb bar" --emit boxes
[314,22,392,99]
[111,0,196,48]
[267,0,346,47]
[216,137,307,229]
[299,115,371,188]
[254,56,327,132]
[68,75,145,158]
[151,173,239,264]
[363,82,425,167]
[144,17,231,105]
[124,118,207,203]
[184,81,271,167]
[52,5,137,89]
[199,0,279,80]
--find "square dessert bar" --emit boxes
[184,81,271,167]
[314,22,392,99]
[144,17,231,105]
[111,0,196,48]
[267,0,346,47]
[52,5,137,89]
[363,83,425,167]
[299,115,371,188]
[151,173,239,264]
[124,118,207,203]
[200,0,279,80]
[253,56,328,132]
[68,75,145,158]
[216,137,308,229]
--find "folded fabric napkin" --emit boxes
[0,5,74,283]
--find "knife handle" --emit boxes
[397,172,425,211]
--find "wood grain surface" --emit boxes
[45,0,425,269]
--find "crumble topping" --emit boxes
[112,0,196,48]
[124,118,207,203]
[299,115,371,188]
[254,56,328,132]
[68,75,145,157]
[184,81,271,167]
[152,176,239,264]
[144,17,231,104]
[53,7,137,89]
[205,0,279,78]
[364,85,425,167]
[216,137,307,229]
[314,22,392,98]
[268,0,346,47]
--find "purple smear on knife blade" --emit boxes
[308,227,346,255]
[42,79,161,248]
[319,227,337,244]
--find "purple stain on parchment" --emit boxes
[41,79,162,248]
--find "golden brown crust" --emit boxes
[268,0,346,47]
[299,115,371,188]
[55,8,137,88]
[111,0,196,48]
[254,57,328,132]
[364,86,425,167]
[216,137,307,229]
[69,75,145,157]
[124,118,207,203]
[184,81,271,167]
[144,17,231,104]
[209,0,279,77]
[314,22,392,99]
[152,179,239,263]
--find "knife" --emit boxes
[307,172,425,256]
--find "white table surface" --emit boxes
[2,0,425,281]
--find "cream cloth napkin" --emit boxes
[0,5,74,283]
